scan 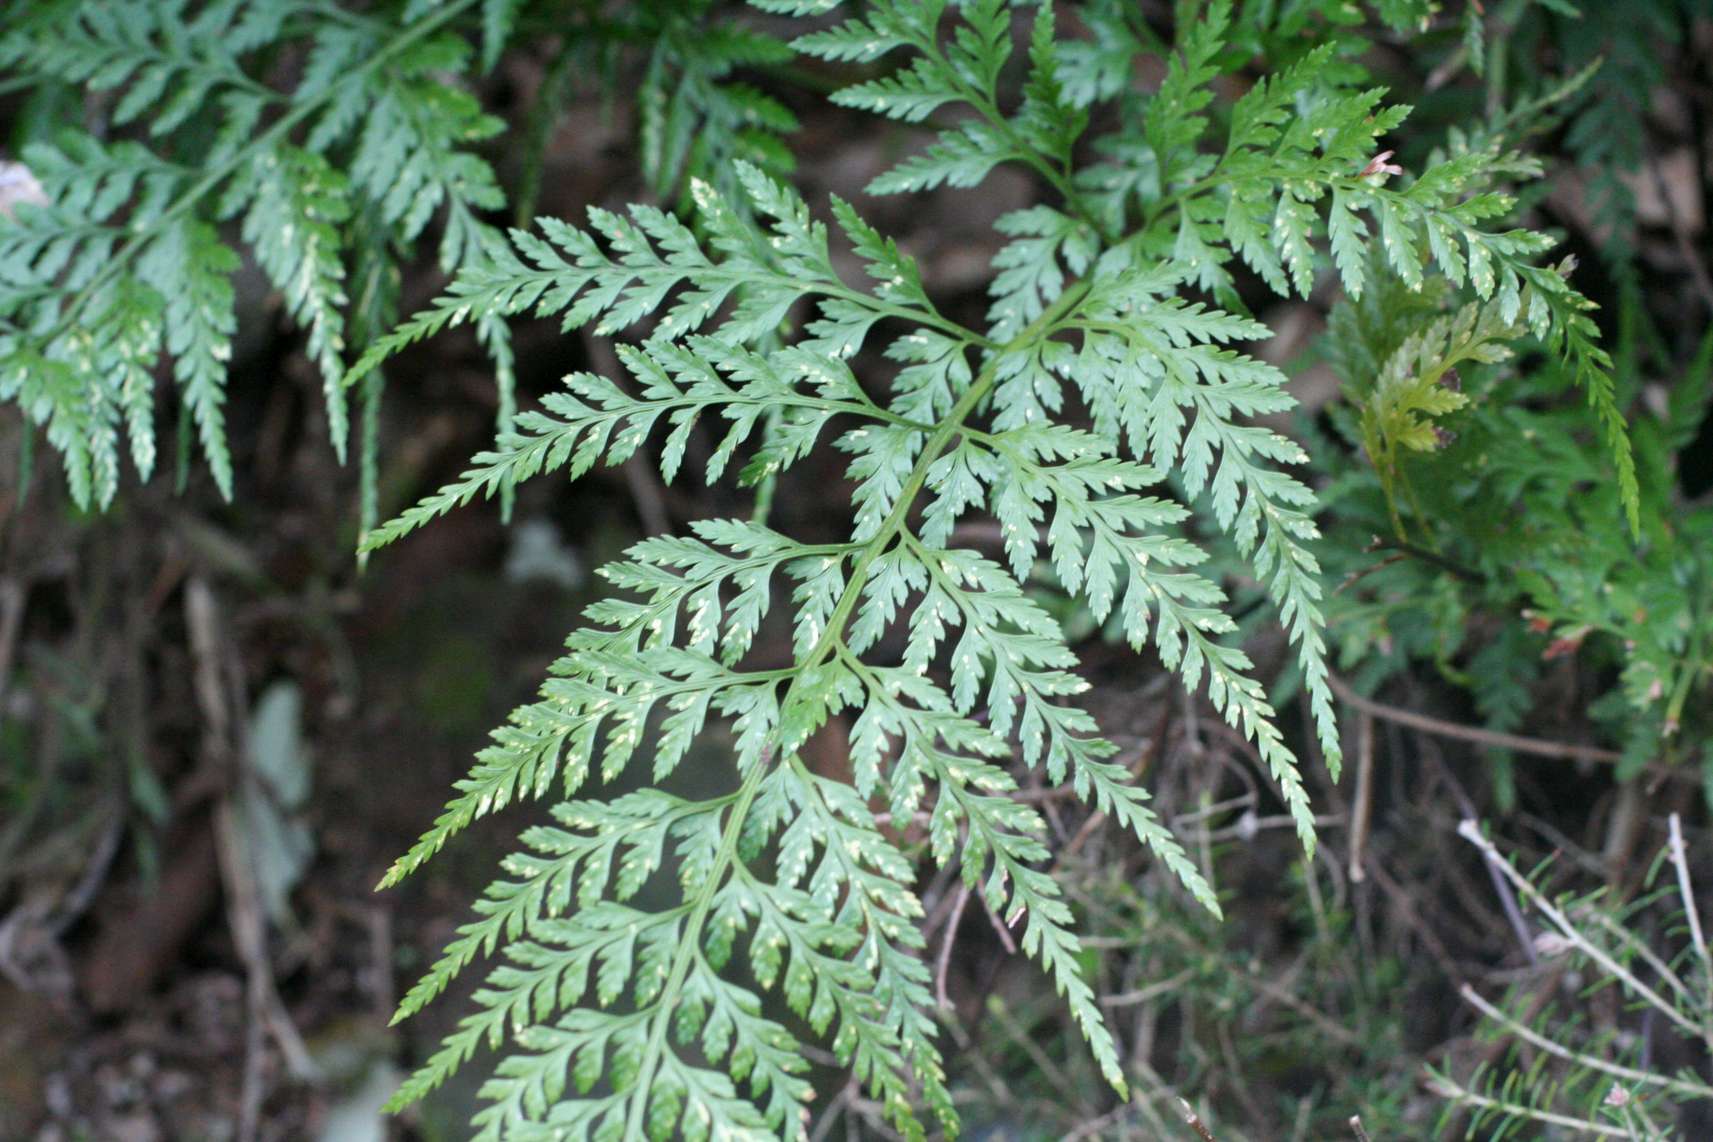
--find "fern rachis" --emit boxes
[351,2,1642,1137]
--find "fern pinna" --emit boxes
[356,1,1639,1137]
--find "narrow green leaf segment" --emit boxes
[356,2,1640,1137]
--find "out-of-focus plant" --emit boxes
[1433,818,1713,1139]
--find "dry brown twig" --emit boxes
[1458,819,1697,1035]
[1177,1096,1217,1141]
[1346,712,1375,883]
[978,887,1018,955]
[934,884,970,1011]
[1328,673,1630,767]
[186,579,319,1142]
[1669,813,1711,982]
[1412,730,1537,965]
[0,576,24,716]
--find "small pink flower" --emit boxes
[1359,151,1404,180]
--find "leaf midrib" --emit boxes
[617,278,1092,1139]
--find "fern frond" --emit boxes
[370,190,1208,1129]
[638,14,797,205]
[140,217,239,501]
[809,0,1100,231]
[349,163,968,397]
[353,3,1651,1135]
[0,0,501,506]
[1357,299,1510,533]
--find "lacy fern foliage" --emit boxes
[0,0,793,522]
[357,2,1640,1136]
[0,0,515,512]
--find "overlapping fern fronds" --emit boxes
[352,1,1641,1137]
[0,0,515,515]
[512,0,800,224]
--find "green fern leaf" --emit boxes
[349,4,1651,1135]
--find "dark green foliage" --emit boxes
[1318,251,1713,796]
[1454,0,1708,276]
[1310,0,1713,799]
